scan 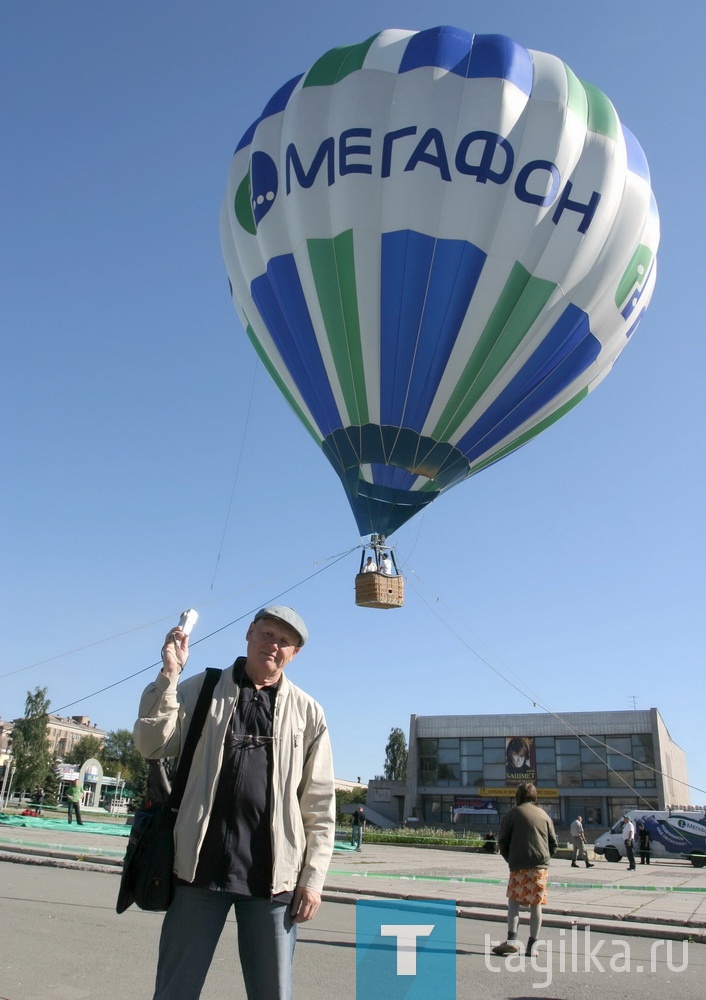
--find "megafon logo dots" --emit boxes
[234,152,278,234]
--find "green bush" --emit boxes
[363,827,486,848]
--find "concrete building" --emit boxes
[366,708,690,835]
[46,715,106,757]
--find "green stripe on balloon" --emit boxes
[432,263,556,442]
[243,319,322,447]
[308,232,369,427]
[234,171,256,235]
[302,33,380,88]
[615,244,654,308]
[581,80,620,140]
[470,386,589,474]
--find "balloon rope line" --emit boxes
[47,546,359,715]
[406,568,706,799]
[2,550,357,681]
[210,357,259,591]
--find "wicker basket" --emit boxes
[355,572,404,609]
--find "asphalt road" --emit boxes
[1,864,705,1000]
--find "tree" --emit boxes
[102,729,150,806]
[10,687,52,793]
[383,727,408,781]
[64,735,105,768]
[335,787,366,825]
[42,758,61,807]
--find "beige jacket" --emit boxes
[133,664,335,894]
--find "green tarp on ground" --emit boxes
[0,813,131,836]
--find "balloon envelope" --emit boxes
[221,26,659,538]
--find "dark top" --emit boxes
[352,808,365,826]
[497,802,558,872]
[190,658,285,898]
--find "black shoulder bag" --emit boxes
[116,667,222,914]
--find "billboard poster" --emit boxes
[505,737,536,785]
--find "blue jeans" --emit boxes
[153,886,296,1000]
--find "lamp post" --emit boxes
[0,753,16,810]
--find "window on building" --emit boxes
[581,745,607,764]
[535,746,556,763]
[608,771,634,788]
[631,734,655,764]
[567,799,604,825]
[583,763,608,781]
[555,737,580,754]
[607,754,634,772]
[482,747,505,764]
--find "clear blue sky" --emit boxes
[3,1,704,800]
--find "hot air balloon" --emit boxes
[220,26,659,605]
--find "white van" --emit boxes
[594,809,706,867]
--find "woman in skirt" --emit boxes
[493,782,558,957]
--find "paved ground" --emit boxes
[1,820,705,942]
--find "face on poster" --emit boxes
[505,736,536,784]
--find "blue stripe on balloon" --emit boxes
[399,27,532,94]
[235,74,304,153]
[251,255,341,436]
[466,34,533,93]
[370,463,417,491]
[399,25,473,75]
[620,257,655,321]
[380,231,486,432]
[622,125,650,183]
[624,305,647,340]
[456,304,601,462]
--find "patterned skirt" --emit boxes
[507,867,549,906]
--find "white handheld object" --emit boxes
[178,609,199,636]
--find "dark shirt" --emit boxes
[497,802,558,871]
[191,659,282,898]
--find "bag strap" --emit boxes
[168,667,222,809]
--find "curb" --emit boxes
[324,886,706,943]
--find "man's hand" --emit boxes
[160,628,189,677]
[290,887,321,923]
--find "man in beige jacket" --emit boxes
[134,606,335,1000]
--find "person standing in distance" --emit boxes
[66,779,84,825]
[492,782,558,958]
[570,815,594,868]
[622,815,637,870]
[134,606,335,1000]
[351,806,366,851]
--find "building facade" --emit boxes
[390,709,689,833]
[45,715,106,757]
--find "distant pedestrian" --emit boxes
[483,831,497,854]
[622,816,636,870]
[66,779,84,825]
[637,821,651,865]
[570,815,594,868]
[351,806,366,851]
[493,782,558,958]
[36,787,45,816]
